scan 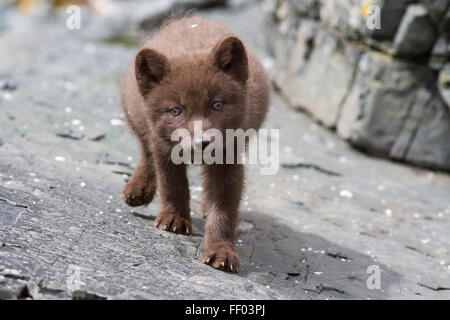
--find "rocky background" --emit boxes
[268,0,450,172]
[0,0,449,299]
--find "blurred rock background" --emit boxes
[267,0,450,172]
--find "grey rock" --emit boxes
[137,0,227,33]
[56,128,85,141]
[389,89,433,160]
[0,0,228,45]
[393,4,436,57]
[440,6,450,32]
[0,277,30,300]
[89,133,107,142]
[438,63,450,108]
[337,51,436,157]
[281,0,321,20]
[176,0,227,9]
[272,22,362,128]
[0,79,17,91]
[319,0,365,41]
[429,35,449,70]
[421,0,450,25]
[82,0,176,42]
[267,0,450,172]
[275,0,413,43]
[405,95,450,170]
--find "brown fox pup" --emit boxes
[120,16,270,273]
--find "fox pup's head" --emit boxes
[134,36,248,151]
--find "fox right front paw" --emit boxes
[121,179,156,207]
[202,245,240,273]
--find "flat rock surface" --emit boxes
[0,1,449,299]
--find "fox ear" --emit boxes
[135,48,170,96]
[212,36,248,83]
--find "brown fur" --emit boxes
[120,16,270,273]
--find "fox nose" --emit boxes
[194,139,211,151]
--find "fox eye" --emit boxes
[168,107,182,117]
[211,101,224,111]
